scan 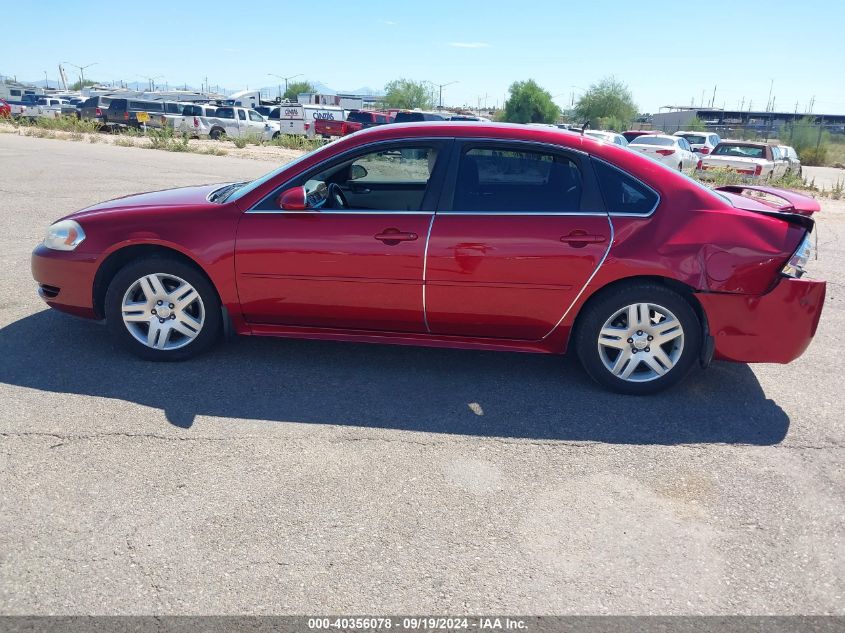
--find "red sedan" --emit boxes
[31,123,825,394]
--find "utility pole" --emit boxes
[43,71,49,89]
[766,78,774,112]
[63,61,97,88]
[710,84,717,108]
[428,80,458,109]
[269,73,303,100]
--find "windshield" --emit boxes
[631,136,673,146]
[225,142,340,203]
[712,144,764,159]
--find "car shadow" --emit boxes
[0,310,790,444]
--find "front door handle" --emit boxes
[561,231,607,248]
[375,228,419,246]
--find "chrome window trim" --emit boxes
[539,213,615,341]
[421,214,436,334]
[437,211,608,217]
[591,157,661,218]
[245,210,434,215]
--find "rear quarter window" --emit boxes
[592,159,659,215]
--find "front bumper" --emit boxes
[31,244,99,319]
[696,277,826,363]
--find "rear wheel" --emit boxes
[574,283,701,394]
[104,256,221,361]
[209,127,225,140]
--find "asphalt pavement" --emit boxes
[0,134,842,615]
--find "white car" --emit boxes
[584,130,629,147]
[627,134,698,171]
[674,130,721,155]
[778,145,802,177]
[698,141,785,181]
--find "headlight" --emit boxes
[43,219,86,251]
[782,233,812,278]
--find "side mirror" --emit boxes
[277,186,308,210]
[349,164,368,181]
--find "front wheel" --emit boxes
[574,283,701,394]
[104,256,221,361]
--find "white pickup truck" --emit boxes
[205,106,280,141]
[161,104,219,138]
[19,97,69,120]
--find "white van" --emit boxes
[266,103,345,137]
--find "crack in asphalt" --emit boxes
[125,528,166,609]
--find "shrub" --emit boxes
[147,126,190,152]
[268,134,323,151]
[779,116,829,165]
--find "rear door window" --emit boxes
[452,146,584,212]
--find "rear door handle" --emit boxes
[561,231,607,248]
[375,229,419,245]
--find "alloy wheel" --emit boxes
[120,273,205,351]
[596,302,685,383]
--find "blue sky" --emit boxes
[4,0,844,114]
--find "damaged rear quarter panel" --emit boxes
[604,201,805,295]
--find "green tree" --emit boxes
[574,77,638,129]
[283,80,315,101]
[69,79,97,91]
[501,79,560,124]
[686,117,706,131]
[383,79,435,110]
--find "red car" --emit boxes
[0,99,11,118]
[31,122,825,394]
[622,129,664,143]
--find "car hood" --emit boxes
[68,183,231,218]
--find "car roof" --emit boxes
[717,139,769,147]
[628,133,678,142]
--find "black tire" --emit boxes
[209,127,225,140]
[574,282,701,395]
[104,256,221,361]
[272,132,280,140]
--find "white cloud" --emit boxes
[448,42,490,49]
[380,19,398,26]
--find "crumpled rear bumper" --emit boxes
[696,277,825,363]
